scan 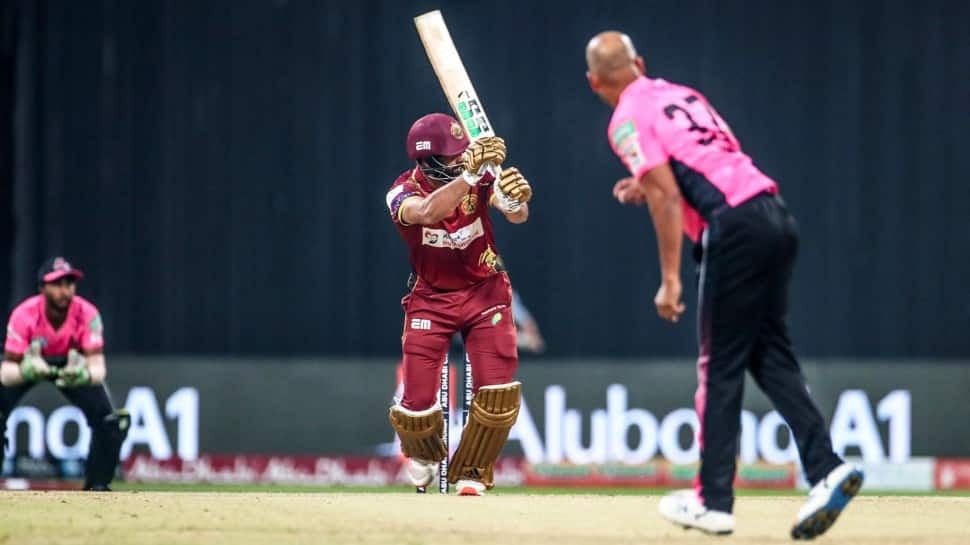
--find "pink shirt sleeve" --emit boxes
[79,304,105,351]
[4,307,31,354]
[609,108,669,180]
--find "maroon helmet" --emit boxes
[406,113,469,160]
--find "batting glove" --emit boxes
[462,136,506,174]
[492,169,523,213]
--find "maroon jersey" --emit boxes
[385,168,502,290]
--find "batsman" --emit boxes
[1,257,129,490]
[386,113,531,496]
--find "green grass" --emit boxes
[109,481,970,496]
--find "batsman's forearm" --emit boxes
[646,192,683,281]
[0,361,24,386]
[415,178,472,224]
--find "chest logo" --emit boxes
[460,194,479,215]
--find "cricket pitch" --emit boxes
[1,491,968,545]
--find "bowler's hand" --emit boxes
[655,278,686,323]
[613,177,647,205]
[517,321,546,354]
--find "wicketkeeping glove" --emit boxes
[462,136,507,174]
[497,167,532,204]
[55,349,92,388]
[20,339,54,382]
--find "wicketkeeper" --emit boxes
[0,257,129,490]
[385,113,531,496]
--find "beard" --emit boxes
[45,293,72,311]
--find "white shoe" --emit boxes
[455,479,486,496]
[406,458,438,488]
[658,489,735,535]
[791,463,864,540]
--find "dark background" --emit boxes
[2,0,968,358]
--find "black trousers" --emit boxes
[0,382,116,422]
[695,193,842,513]
[1,380,119,486]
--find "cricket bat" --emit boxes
[414,10,495,142]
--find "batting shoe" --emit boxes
[406,458,438,488]
[658,489,735,535]
[791,463,864,540]
[455,479,486,496]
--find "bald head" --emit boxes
[586,31,639,78]
[585,31,644,108]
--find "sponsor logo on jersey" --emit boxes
[386,185,405,212]
[611,120,637,147]
[612,120,646,173]
[421,217,485,250]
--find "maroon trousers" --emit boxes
[399,272,518,410]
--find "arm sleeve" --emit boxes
[609,112,668,180]
[4,309,29,354]
[80,308,105,351]
[386,181,421,226]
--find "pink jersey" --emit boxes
[609,77,777,242]
[4,295,104,357]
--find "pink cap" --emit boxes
[38,256,84,283]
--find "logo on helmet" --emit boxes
[450,122,464,140]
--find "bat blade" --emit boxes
[414,10,495,141]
